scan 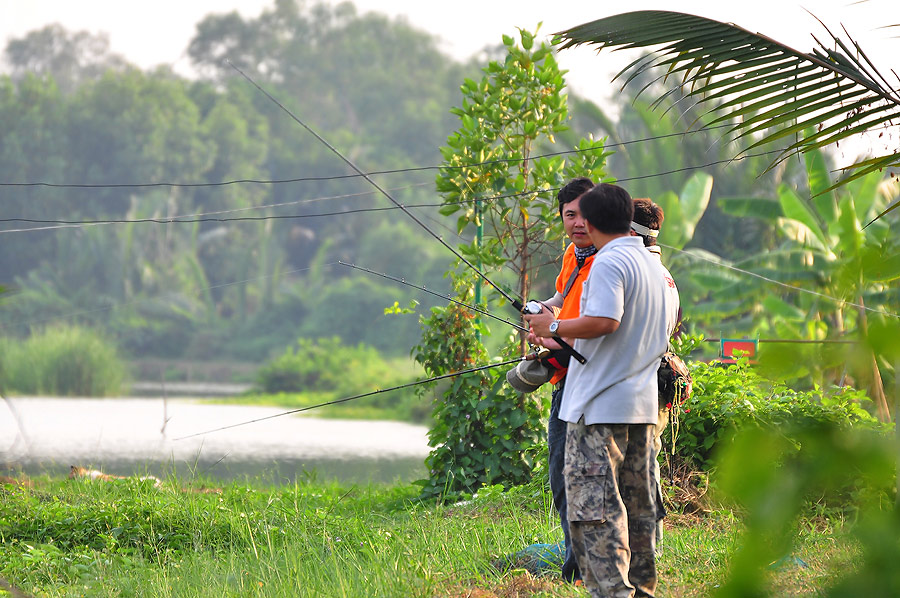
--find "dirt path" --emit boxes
[0,577,33,598]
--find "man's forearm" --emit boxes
[524,310,618,339]
[552,315,619,339]
[543,292,564,309]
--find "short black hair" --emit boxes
[579,183,633,235]
[632,198,664,247]
[557,177,594,218]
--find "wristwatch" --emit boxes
[549,320,560,334]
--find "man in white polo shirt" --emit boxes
[525,183,670,597]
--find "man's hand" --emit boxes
[526,331,563,350]
[523,309,555,337]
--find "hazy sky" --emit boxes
[2,0,897,102]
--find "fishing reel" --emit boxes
[521,300,545,315]
[519,299,587,365]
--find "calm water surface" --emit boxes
[1,397,429,485]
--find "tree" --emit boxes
[436,27,609,348]
[556,10,900,220]
[414,28,608,500]
[3,25,130,94]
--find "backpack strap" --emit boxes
[561,263,582,298]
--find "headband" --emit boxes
[631,222,659,238]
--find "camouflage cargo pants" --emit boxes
[565,421,657,598]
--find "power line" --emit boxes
[0,263,338,332]
[0,150,787,234]
[0,186,536,234]
[0,125,737,190]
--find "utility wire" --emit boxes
[172,356,524,440]
[0,125,738,190]
[0,263,339,331]
[0,150,787,234]
[0,187,532,233]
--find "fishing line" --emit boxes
[172,356,524,441]
[339,261,530,333]
[226,61,525,311]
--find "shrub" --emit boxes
[413,277,546,502]
[0,325,126,396]
[255,336,410,398]
[665,357,888,472]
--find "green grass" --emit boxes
[0,475,859,598]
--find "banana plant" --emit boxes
[717,147,900,419]
[654,171,713,252]
[556,10,900,221]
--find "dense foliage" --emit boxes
[413,275,545,500]
[0,325,125,396]
[666,358,888,472]
[0,1,474,365]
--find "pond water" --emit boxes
[0,397,430,485]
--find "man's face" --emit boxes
[562,199,592,248]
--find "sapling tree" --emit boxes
[415,28,608,499]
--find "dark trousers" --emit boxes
[549,383,580,582]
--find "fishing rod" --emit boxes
[173,356,526,441]
[227,62,586,365]
[339,261,584,363]
[227,61,521,310]
[338,261,529,333]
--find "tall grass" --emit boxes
[0,473,857,598]
[0,325,126,396]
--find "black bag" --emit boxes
[657,350,692,408]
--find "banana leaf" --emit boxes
[556,11,900,207]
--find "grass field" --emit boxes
[0,471,858,598]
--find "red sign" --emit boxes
[719,339,758,364]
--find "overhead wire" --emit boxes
[0,124,738,190]
[0,150,788,234]
[0,263,340,332]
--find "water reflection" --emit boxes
[1,397,429,485]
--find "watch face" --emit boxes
[550,321,559,333]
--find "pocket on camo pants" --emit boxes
[565,463,609,522]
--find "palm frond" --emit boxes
[556,11,900,192]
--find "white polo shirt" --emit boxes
[559,236,670,425]
[648,245,681,338]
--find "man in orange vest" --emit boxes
[528,176,597,583]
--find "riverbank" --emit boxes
[0,475,855,597]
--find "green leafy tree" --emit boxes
[415,28,608,499]
[436,27,609,344]
[3,24,130,94]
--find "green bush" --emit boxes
[256,336,411,398]
[413,276,546,502]
[0,325,126,396]
[666,357,888,472]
